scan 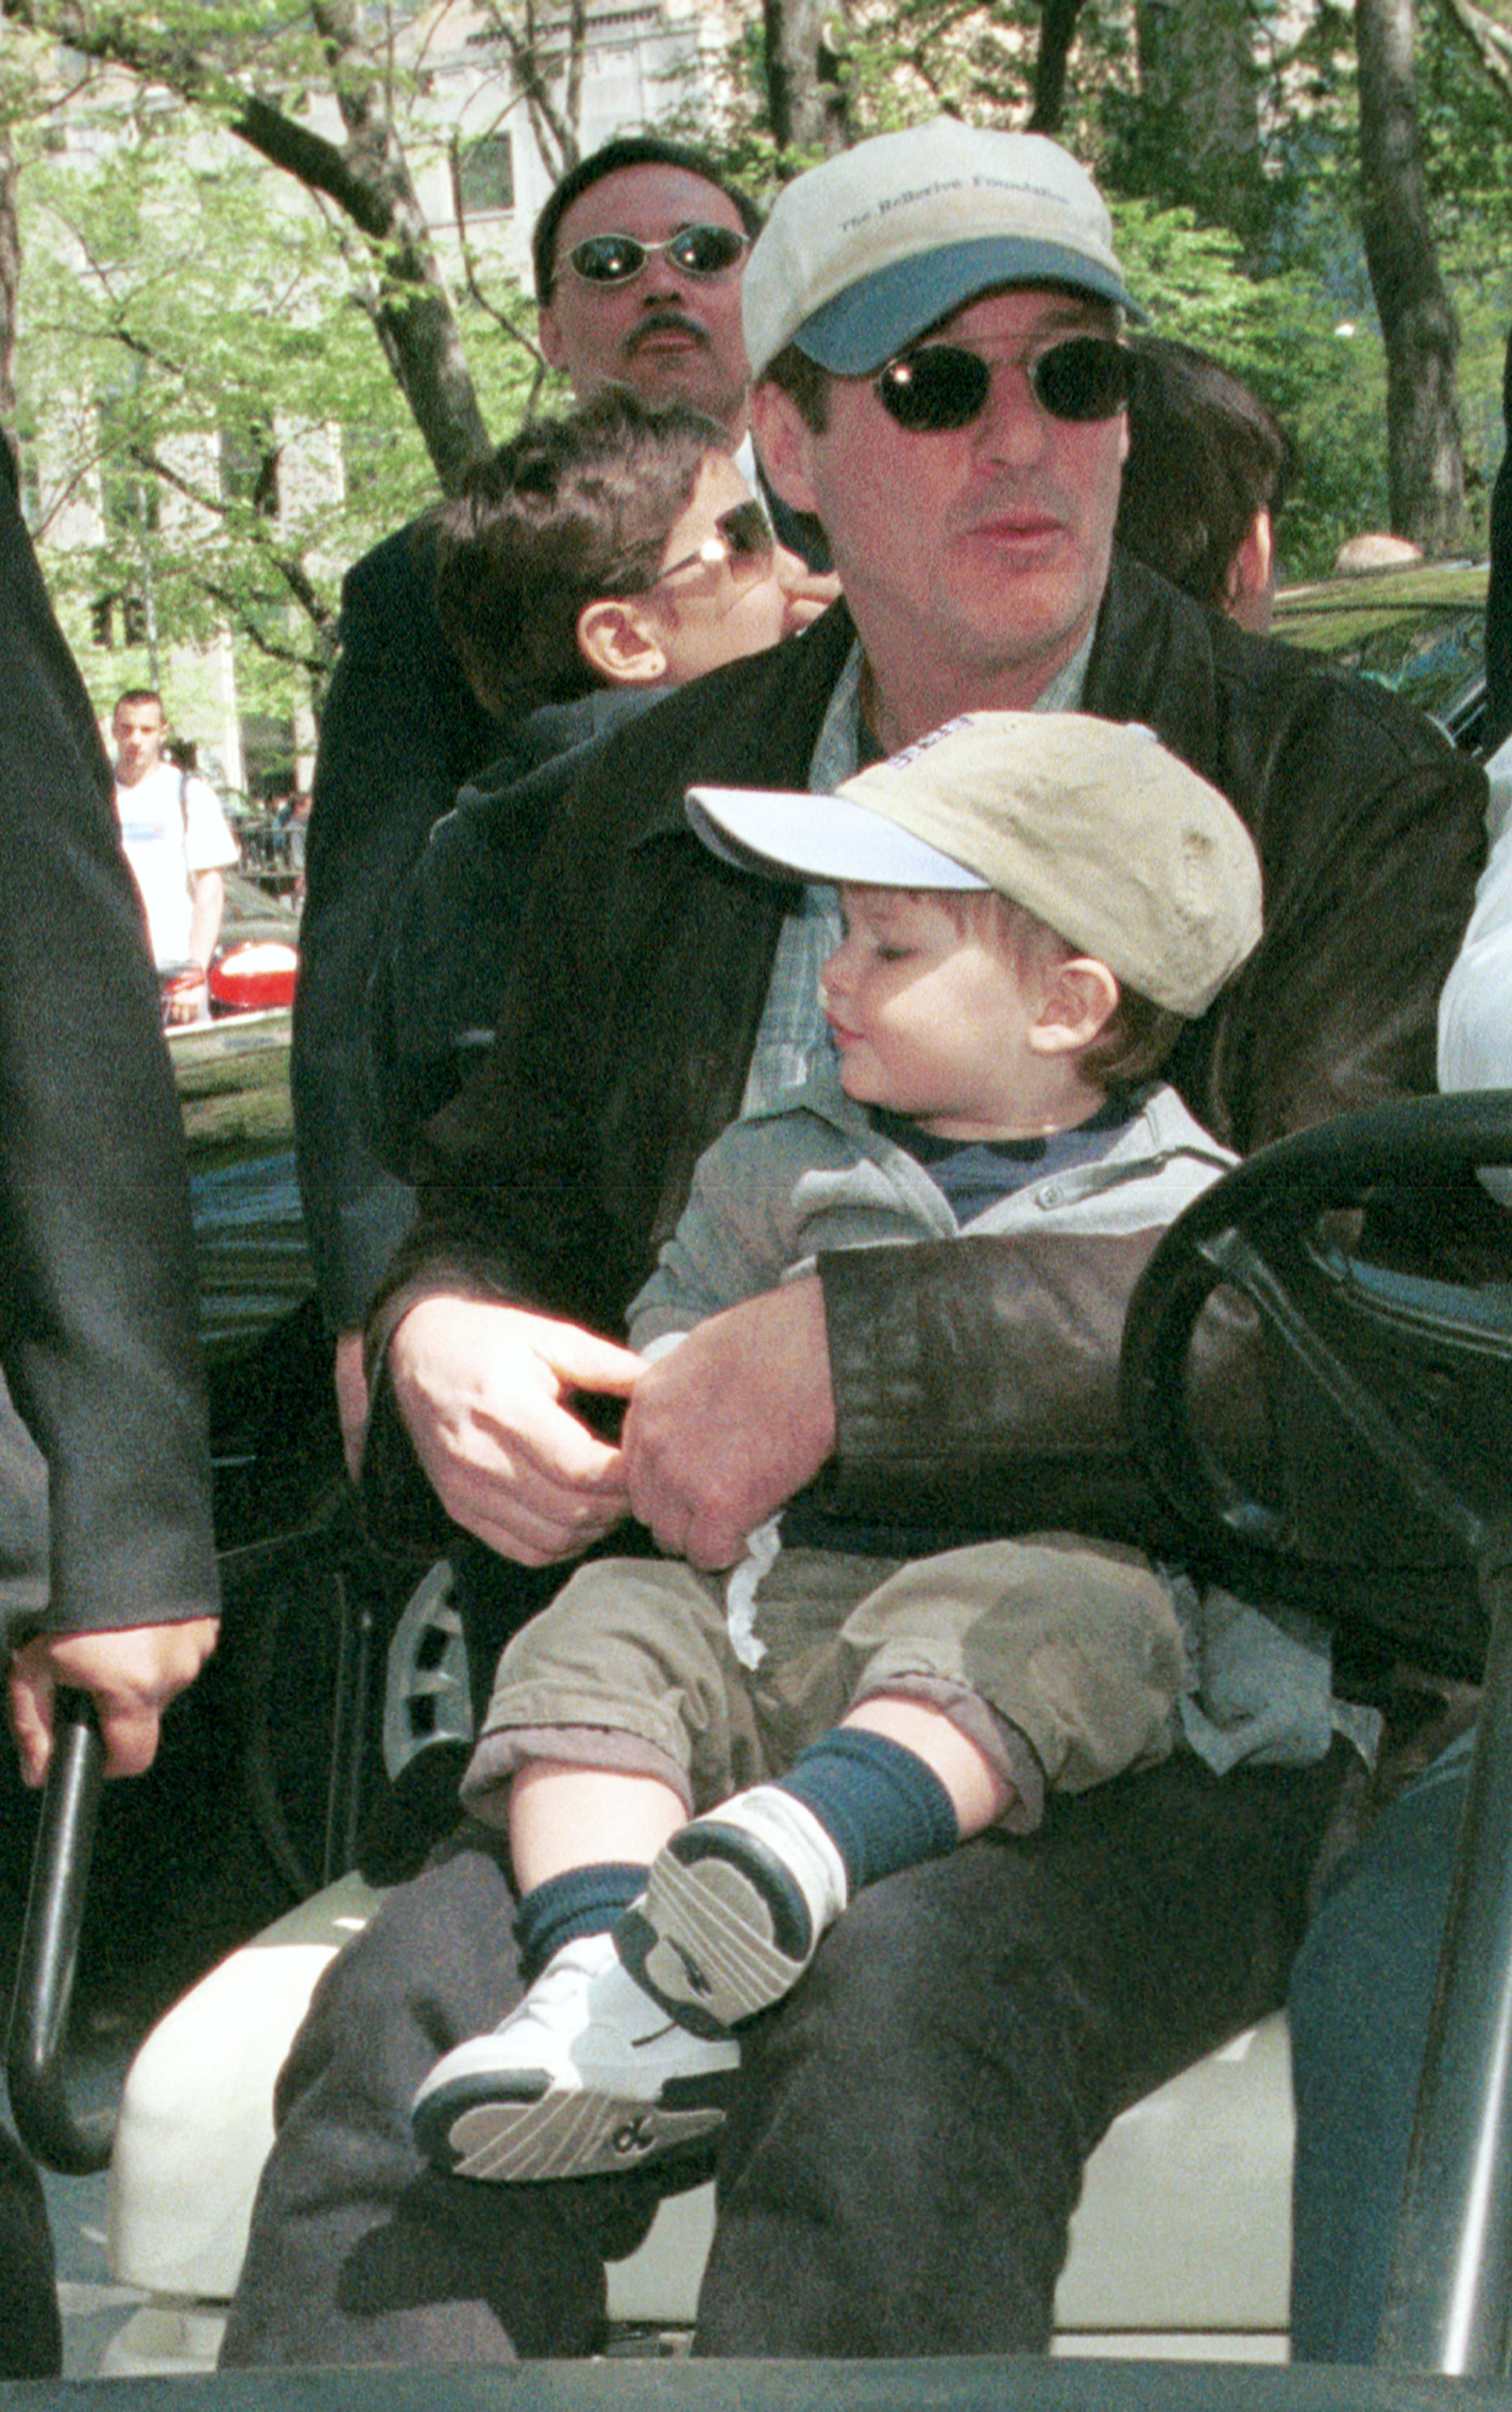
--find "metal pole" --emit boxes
[1379,1529,1512,2373]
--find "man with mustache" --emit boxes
[531,141,756,455]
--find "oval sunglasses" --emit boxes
[646,499,775,599]
[874,334,1134,433]
[565,224,749,285]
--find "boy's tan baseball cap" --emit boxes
[686,712,1263,1015]
[743,121,1140,384]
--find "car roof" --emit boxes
[1272,559,1487,748]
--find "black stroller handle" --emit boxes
[6,1689,111,2174]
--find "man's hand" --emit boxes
[334,1327,370,1483]
[8,1616,220,1786]
[162,967,208,1025]
[621,1278,836,1569]
[387,1295,643,1565]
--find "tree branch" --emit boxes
[129,441,337,638]
[199,581,331,673]
[1030,0,1089,132]
[445,132,551,369]
[2,0,493,490]
[474,1,581,179]
[1436,0,1512,97]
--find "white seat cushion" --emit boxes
[109,1874,1293,2348]
[108,1873,383,2296]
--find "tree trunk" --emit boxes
[1357,0,1465,552]
[1029,0,1089,133]
[762,0,850,157]
[0,128,18,446]
[1133,0,1267,257]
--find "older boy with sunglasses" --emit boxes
[364,390,810,1164]
[224,121,1489,2369]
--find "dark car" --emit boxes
[1272,558,1488,751]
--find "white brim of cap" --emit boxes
[686,785,988,889]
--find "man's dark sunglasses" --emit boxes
[565,225,750,285]
[649,499,774,593]
[874,335,1134,433]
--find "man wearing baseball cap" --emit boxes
[224,122,1489,2366]
[404,716,1334,2188]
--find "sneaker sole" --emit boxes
[621,1824,815,2033]
[413,2064,735,2183]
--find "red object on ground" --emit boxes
[208,942,298,1013]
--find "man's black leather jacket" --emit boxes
[367,551,1492,1554]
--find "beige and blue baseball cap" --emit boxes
[686,713,1262,1016]
[743,121,1141,384]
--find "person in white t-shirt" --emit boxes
[110,690,239,1023]
[1437,731,1512,1200]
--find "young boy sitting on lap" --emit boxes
[412,710,1330,2186]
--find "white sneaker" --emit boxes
[617,1788,848,2036]
[411,1931,740,2183]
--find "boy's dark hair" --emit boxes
[1076,987,1187,1089]
[433,390,726,722]
[1115,337,1293,613]
[114,687,163,715]
[532,137,763,306]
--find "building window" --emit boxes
[457,131,514,218]
[221,425,281,520]
[92,589,149,648]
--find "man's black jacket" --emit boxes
[368,552,1491,1550]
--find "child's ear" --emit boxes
[576,597,670,687]
[1031,957,1121,1055]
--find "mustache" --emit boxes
[625,310,710,353]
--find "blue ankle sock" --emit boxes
[514,1863,649,1986]
[773,1727,960,1893]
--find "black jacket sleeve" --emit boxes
[0,448,218,1635]
[290,516,503,1329]
[361,687,667,1177]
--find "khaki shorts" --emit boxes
[467,1535,1182,1823]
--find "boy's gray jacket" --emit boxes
[629,1077,1358,1776]
[630,1077,1235,1347]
